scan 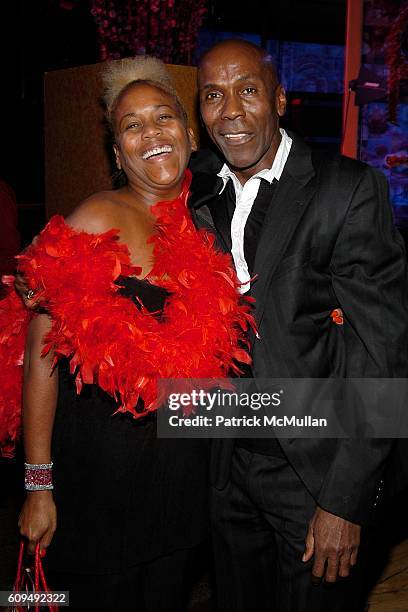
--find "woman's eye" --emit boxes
[126,122,140,130]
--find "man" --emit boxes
[188,39,408,611]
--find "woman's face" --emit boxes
[113,83,195,197]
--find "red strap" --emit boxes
[13,539,25,591]
[36,547,58,612]
[34,544,40,612]
[13,540,57,612]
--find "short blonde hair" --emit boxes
[102,56,187,127]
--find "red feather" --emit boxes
[0,170,256,457]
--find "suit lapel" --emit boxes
[189,170,231,252]
[208,182,234,251]
[189,170,222,210]
[252,137,318,324]
[189,170,221,229]
[188,136,320,318]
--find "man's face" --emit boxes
[198,43,286,182]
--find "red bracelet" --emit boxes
[24,462,54,491]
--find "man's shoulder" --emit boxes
[310,147,385,186]
[188,149,224,175]
[288,132,380,182]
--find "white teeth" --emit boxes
[142,145,172,159]
[224,134,248,139]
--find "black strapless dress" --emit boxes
[46,278,210,574]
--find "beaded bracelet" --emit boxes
[24,462,54,491]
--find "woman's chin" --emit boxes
[147,168,185,189]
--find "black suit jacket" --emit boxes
[188,134,408,525]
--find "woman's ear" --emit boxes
[188,128,198,152]
[113,144,122,169]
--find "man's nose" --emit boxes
[221,95,245,120]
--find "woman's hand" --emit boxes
[14,234,40,309]
[14,273,40,310]
[18,490,57,555]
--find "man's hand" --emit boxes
[302,506,360,583]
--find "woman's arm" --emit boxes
[18,315,58,554]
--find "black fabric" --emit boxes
[243,178,278,278]
[237,436,284,456]
[117,275,169,313]
[46,280,210,574]
[188,137,408,612]
[214,176,284,457]
[189,149,224,177]
[207,180,235,251]
[190,136,408,524]
[239,178,284,456]
[212,447,367,612]
[47,547,194,611]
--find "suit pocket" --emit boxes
[272,247,313,280]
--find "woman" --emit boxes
[9,57,253,611]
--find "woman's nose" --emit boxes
[142,122,162,138]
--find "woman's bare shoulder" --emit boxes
[66,190,123,234]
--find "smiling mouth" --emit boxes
[221,133,253,144]
[142,145,173,160]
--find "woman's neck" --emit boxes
[123,178,184,209]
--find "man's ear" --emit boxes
[188,127,198,152]
[113,144,122,169]
[276,86,287,117]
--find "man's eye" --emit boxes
[159,114,172,120]
[126,122,141,130]
[242,87,257,94]
[206,92,221,100]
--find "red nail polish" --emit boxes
[40,548,46,558]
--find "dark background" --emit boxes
[0,0,347,247]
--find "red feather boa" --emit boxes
[0,171,254,457]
